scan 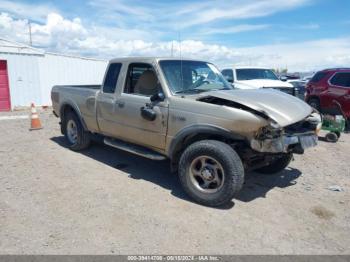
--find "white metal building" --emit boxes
[0,38,108,111]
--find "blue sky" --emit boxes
[0,0,349,71]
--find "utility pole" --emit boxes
[28,21,32,46]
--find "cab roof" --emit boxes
[109,57,208,64]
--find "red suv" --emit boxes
[306,68,350,121]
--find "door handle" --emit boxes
[115,101,125,108]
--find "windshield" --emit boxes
[159,60,232,94]
[236,68,278,81]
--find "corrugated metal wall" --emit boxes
[38,54,107,106]
[0,51,107,109]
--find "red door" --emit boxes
[0,60,11,111]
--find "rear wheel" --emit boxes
[255,153,293,174]
[64,112,91,151]
[178,140,244,207]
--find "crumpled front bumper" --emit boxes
[250,133,318,153]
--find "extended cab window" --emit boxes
[124,63,160,96]
[329,72,350,88]
[103,63,122,93]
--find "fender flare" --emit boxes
[59,101,88,131]
[168,124,245,159]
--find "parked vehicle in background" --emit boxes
[305,68,350,123]
[302,75,314,82]
[288,80,307,100]
[280,74,300,81]
[221,66,296,96]
[52,57,321,207]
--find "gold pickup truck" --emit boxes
[51,57,321,206]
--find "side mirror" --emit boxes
[280,76,287,82]
[150,92,165,102]
[141,107,157,121]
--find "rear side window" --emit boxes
[103,63,122,93]
[329,72,350,87]
[309,71,327,83]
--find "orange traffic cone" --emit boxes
[29,103,43,130]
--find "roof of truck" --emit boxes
[109,57,208,63]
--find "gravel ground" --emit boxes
[0,109,349,254]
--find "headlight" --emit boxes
[316,122,322,135]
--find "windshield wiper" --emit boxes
[175,87,231,94]
[175,89,207,94]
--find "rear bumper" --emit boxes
[250,133,318,154]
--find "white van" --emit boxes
[221,66,295,96]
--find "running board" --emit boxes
[104,138,166,160]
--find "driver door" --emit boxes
[112,63,168,150]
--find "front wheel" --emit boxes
[255,153,293,174]
[178,140,244,207]
[64,112,91,151]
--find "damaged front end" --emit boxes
[250,111,321,154]
[196,91,321,154]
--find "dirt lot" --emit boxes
[0,109,349,254]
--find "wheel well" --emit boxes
[170,132,243,172]
[306,96,319,103]
[60,104,80,134]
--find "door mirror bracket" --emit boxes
[150,92,165,102]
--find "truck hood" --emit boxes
[235,79,293,89]
[197,89,312,127]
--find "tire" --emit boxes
[64,112,91,151]
[255,153,293,174]
[308,98,320,111]
[325,132,338,143]
[178,140,244,207]
[334,131,341,139]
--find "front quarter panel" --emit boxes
[166,96,268,153]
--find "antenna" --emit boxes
[178,32,184,91]
[28,21,32,46]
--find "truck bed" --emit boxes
[51,85,101,132]
[53,85,101,89]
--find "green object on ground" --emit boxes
[322,115,346,133]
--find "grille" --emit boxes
[285,119,317,134]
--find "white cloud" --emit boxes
[0,0,56,21]
[0,12,30,42]
[201,24,270,35]
[1,12,350,72]
[87,0,311,30]
[235,38,350,71]
[173,0,311,28]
